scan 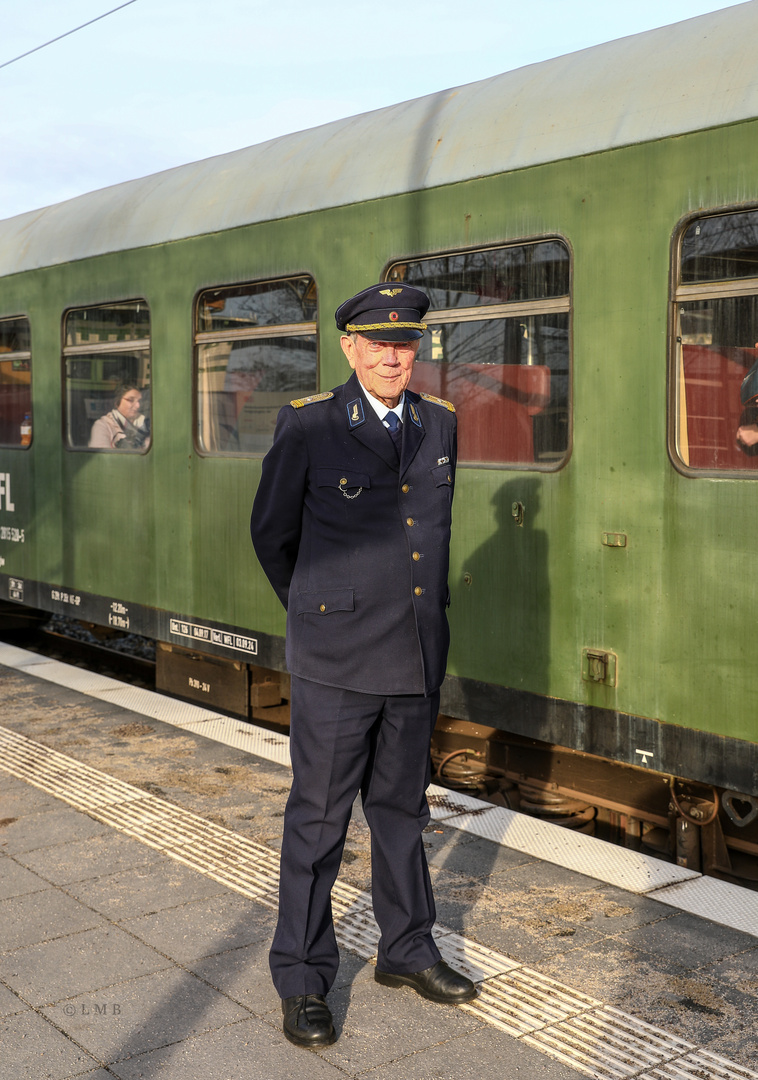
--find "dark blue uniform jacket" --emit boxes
[251,372,457,697]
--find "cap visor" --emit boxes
[358,328,424,341]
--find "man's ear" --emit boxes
[340,334,357,370]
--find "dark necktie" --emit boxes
[384,411,402,456]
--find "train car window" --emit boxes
[0,317,32,448]
[387,241,571,467]
[195,276,317,455]
[674,209,758,472]
[63,301,151,452]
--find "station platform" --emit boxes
[2,643,758,1080]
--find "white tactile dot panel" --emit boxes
[177,715,292,766]
[652,875,758,937]
[426,784,699,894]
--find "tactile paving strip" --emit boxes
[1,724,756,1080]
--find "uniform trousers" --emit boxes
[269,675,442,998]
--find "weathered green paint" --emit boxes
[2,116,758,756]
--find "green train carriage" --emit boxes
[2,3,758,871]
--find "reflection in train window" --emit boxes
[387,242,571,467]
[64,301,151,452]
[195,277,317,455]
[674,209,758,472]
[0,316,32,448]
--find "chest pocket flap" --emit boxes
[316,468,371,495]
[430,463,453,487]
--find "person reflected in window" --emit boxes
[737,355,758,454]
[89,384,150,450]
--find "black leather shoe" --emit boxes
[281,994,336,1047]
[375,959,477,1004]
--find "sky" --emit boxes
[0,0,745,221]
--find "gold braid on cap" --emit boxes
[346,321,427,332]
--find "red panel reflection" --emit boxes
[410,362,550,463]
[682,345,758,470]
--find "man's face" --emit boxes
[118,390,142,421]
[340,334,420,408]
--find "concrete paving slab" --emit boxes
[423,824,538,879]
[700,946,758,985]
[0,773,63,816]
[121,891,278,965]
[635,946,758,1053]
[0,805,111,856]
[0,979,30,1018]
[475,877,676,954]
[430,858,610,939]
[1,924,174,1006]
[1,1007,101,1080]
[316,974,483,1074]
[0,887,105,952]
[541,880,679,935]
[184,938,275,1015]
[107,1016,348,1080]
[41,966,250,1063]
[539,934,690,1003]
[362,1021,586,1080]
[189,947,377,1026]
[442,909,609,969]
[622,909,758,968]
[15,831,164,886]
[64,854,229,921]
[0,854,52,900]
[429,871,609,964]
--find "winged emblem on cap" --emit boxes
[379,288,403,297]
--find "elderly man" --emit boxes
[250,282,475,1048]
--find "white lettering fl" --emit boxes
[0,473,14,512]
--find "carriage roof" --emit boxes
[2,1,757,276]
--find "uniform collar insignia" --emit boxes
[346,397,365,428]
[408,401,422,428]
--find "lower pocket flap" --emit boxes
[295,588,355,615]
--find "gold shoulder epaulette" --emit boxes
[290,391,334,409]
[420,392,455,413]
